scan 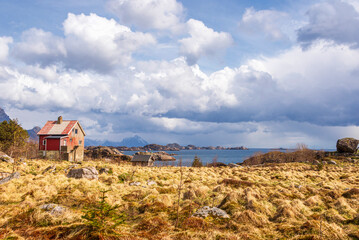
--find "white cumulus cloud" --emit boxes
[107,0,184,32]
[238,7,290,40]
[179,19,233,65]
[13,28,66,66]
[0,37,13,63]
[12,13,156,73]
[63,13,156,72]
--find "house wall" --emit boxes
[39,135,48,150]
[39,150,60,160]
[60,137,69,147]
[46,138,60,151]
[67,122,85,150]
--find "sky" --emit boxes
[1,0,359,148]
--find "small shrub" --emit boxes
[81,190,126,238]
[192,155,203,167]
[117,173,129,183]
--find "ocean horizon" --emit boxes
[124,148,336,166]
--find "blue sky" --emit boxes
[1,0,359,148]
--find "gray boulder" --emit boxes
[336,138,359,153]
[40,203,66,216]
[192,206,230,219]
[0,172,11,180]
[42,165,56,174]
[328,160,337,165]
[0,172,20,185]
[0,151,14,163]
[66,167,98,180]
[147,180,157,186]
[129,181,141,186]
[65,164,79,173]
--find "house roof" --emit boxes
[131,155,153,162]
[37,120,86,136]
[44,136,67,139]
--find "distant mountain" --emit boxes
[0,108,10,122]
[119,135,148,147]
[27,126,41,142]
[85,135,148,147]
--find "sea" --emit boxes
[123,148,292,167]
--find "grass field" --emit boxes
[0,158,358,239]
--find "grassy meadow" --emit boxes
[0,158,359,239]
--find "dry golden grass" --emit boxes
[0,158,358,239]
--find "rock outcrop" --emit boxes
[66,167,98,180]
[0,151,14,163]
[0,172,11,180]
[192,206,230,219]
[0,172,20,185]
[42,165,56,174]
[336,138,359,154]
[134,151,176,161]
[85,146,132,161]
[228,163,241,168]
[242,150,324,166]
[40,204,66,216]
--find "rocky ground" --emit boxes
[0,157,358,240]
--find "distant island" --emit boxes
[113,143,248,151]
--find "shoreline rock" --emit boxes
[336,138,359,154]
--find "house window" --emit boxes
[79,140,82,145]
[70,138,73,142]
[43,140,46,146]
[75,129,78,134]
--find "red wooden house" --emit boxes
[37,116,86,161]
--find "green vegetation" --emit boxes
[0,119,29,157]
[191,155,203,167]
[81,190,126,238]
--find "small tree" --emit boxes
[0,119,29,157]
[191,155,203,167]
[82,190,126,238]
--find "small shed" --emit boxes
[131,155,155,166]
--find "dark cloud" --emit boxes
[297,0,359,48]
